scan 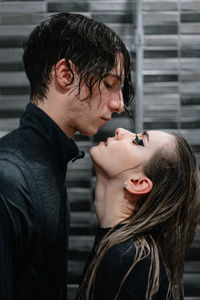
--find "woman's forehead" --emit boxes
[146,131,175,149]
[147,130,172,139]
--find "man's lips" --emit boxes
[101,117,111,122]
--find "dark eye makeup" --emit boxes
[124,106,145,147]
[133,135,144,147]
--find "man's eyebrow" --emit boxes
[142,131,149,142]
[106,73,122,82]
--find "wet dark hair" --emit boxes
[23,13,134,105]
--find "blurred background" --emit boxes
[0,0,200,299]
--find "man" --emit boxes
[0,13,133,300]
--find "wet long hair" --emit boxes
[76,133,200,300]
[23,13,134,105]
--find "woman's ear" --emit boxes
[55,58,74,89]
[124,175,153,195]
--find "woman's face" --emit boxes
[90,128,175,178]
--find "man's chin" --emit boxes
[78,127,99,137]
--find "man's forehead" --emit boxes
[105,56,125,82]
[108,67,125,83]
[108,73,122,81]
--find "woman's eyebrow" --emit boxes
[142,131,149,142]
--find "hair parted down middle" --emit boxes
[76,133,200,300]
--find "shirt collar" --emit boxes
[20,103,83,174]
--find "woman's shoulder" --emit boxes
[102,237,151,272]
[98,237,169,299]
[95,238,154,299]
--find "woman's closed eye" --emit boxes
[132,135,144,147]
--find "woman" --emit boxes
[76,128,200,300]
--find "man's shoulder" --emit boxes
[0,159,33,219]
[0,129,23,154]
[0,129,38,165]
[0,131,28,174]
[0,158,28,192]
[0,130,32,194]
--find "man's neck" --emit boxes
[35,97,76,138]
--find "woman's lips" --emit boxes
[99,141,107,146]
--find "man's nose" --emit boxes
[108,92,124,114]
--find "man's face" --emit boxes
[66,58,125,137]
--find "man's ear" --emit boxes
[55,58,74,89]
[124,175,153,195]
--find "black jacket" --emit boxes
[0,103,81,300]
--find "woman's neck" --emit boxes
[94,174,136,228]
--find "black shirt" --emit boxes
[0,103,81,300]
[81,226,169,300]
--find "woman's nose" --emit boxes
[115,128,129,139]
